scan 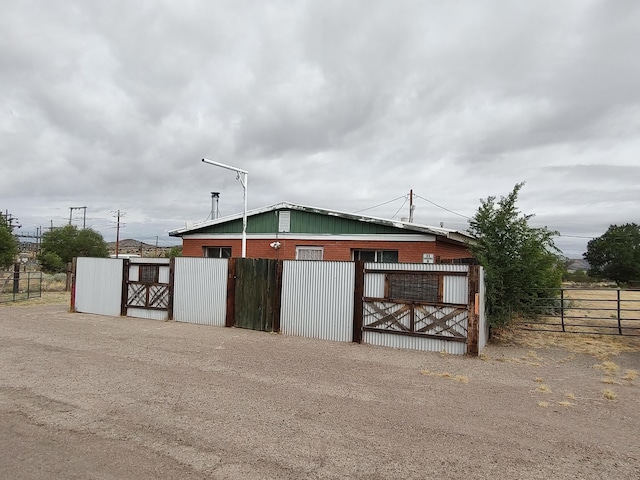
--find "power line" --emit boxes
[413,194,470,219]
[391,197,409,219]
[354,195,407,213]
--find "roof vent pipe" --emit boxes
[211,192,220,220]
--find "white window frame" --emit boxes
[295,246,324,261]
[204,246,232,258]
[352,249,398,263]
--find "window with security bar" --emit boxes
[139,265,160,284]
[296,246,324,260]
[386,273,442,302]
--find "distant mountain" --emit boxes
[106,239,172,257]
[106,238,154,249]
[567,258,589,272]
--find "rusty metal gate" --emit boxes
[123,259,174,320]
[357,264,480,354]
[232,258,282,331]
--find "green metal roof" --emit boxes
[169,202,475,244]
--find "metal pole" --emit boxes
[202,159,249,258]
[617,289,622,335]
[242,172,248,257]
[560,288,565,332]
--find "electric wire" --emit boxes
[391,197,409,219]
[414,194,470,219]
[354,195,407,213]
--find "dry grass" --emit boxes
[537,401,550,408]
[622,369,638,381]
[600,377,619,385]
[0,292,70,308]
[594,361,620,373]
[602,389,617,400]
[493,327,640,361]
[536,384,552,394]
[557,401,575,407]
[565,393,576,400]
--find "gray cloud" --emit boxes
[1,0,639,258]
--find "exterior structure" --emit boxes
[169,202,474,263]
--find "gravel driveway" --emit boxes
[1,301,639,479]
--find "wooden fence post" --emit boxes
[168,257,175,321]
[352,261,364,343]
[70,258,77,312]
[225,257,236,327]
[272,260,283,332]
[466,265,480,356]
[120,259,130,317]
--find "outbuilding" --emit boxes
[169,202,475,263]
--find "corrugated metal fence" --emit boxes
[74,257,487,355]
[280,261,354,342]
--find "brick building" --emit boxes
[169,202,475,263]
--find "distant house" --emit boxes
[169,202,475,263]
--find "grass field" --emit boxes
[518,288,640,336]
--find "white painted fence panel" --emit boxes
[75,257,123,317]
[173,257,228,326]
[280,261,354,342]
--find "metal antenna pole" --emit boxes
[202,158,249,258]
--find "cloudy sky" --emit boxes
[2,0,638,257]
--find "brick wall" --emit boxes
[182,236,472,262]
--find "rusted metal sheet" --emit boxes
[173,257,228,326]
[75,257,124,317]
[280,261,354,342]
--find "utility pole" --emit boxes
[155,236,159,257]
[114,210,124,258]
[69,206,87,228]
[2,210,21,231]
[408,189,415,223]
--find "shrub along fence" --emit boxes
[72,257,488,355]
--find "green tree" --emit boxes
[0,215,19,269]
[584,223,640,285]
[468,183,564,327]
[164,246,182,258]
[39,225,109,272]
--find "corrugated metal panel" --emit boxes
[478,266,489,352]
[442,276,468,304]
[280,261,354,342]
[130,258,171,264]
[173,257,228,326]
[75,257,123,317]
[363,330,467,355]
[126,308,168,321]
[364,263,469,300]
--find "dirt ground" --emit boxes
[1,295,639,479]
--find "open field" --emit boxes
[1,299,639,479]
[518,288,640,335]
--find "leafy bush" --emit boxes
[468,183,564,327]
